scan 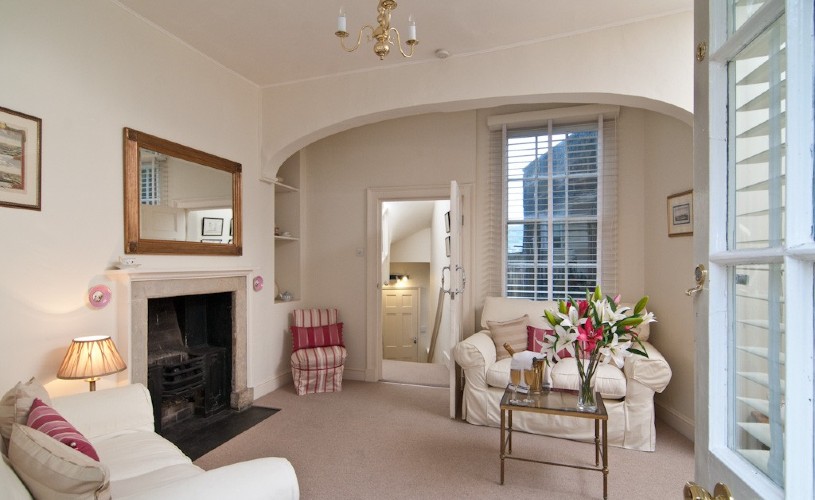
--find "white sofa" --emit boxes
[1,383,299,499]
[453,296,672,451]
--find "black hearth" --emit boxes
[146,292,232,432]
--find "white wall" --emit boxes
[390,228,431,262]
[0,1,290,398]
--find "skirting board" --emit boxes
[252,371,293,399]
[655,400,694,442]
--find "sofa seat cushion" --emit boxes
[110,463,202,499]
[91,431,193,482]
[551,358,627,400]
[486,357,513,389]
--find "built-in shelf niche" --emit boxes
[273,151,302,302]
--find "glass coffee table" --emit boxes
[499,385,609,499]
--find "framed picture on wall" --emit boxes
[444,211,451,233]
[202,217,224,236]
[0,106,42,211]
[445,236,451,257]
[667,190,693,236]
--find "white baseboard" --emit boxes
[252,371,293,399]
[343,367,366,381]
[655,401,695,442]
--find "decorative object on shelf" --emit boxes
[539,286,655,411]
[253,275,264,292]
[0,106,42,211]
[115,256,139,269]
[275,226,281,236]
[282,231,291,237]
[87,285,112,309]
[281,291,293,302]
[667,189,693,236]
[202,217,224,236]
[335,0,418,60]
[57,336,127,391]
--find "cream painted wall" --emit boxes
[301,105,694,436]
[301,111,476,378]
[261,12,693,176]
[0,1,290,398]
[390,228,431,262]
[642,112,695,440]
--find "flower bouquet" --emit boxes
[538,285,655,411]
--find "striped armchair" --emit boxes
[289,308,347,395]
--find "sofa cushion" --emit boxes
[27,398,99,461]
[0,378,51,456]
[0,453,30,500]
[90,431,194,482]
[551,358,627,400]
[486,315,529,361]
[527,326,572,359]
[290,323,344,352]
[8,423,110,500]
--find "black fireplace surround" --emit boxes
[146,292,233,432]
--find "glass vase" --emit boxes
[577,371,597,412]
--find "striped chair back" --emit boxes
[292,308,339,328]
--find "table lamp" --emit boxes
[57,335,127,391]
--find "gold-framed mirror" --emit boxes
[123,128,242,255]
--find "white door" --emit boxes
[382,287,419,362]
[447,180,465,418]
[694,1,814,497]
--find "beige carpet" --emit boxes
[195,381,693,499]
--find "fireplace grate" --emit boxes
[160,356,205,397]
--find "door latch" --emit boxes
[686,264,707,296]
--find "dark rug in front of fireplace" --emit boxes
[160,406,279,461]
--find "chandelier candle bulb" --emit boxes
[337,8,347,33]
[408,14,416,41]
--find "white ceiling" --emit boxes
[115,0,692,87]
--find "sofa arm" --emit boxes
[118,458,299,500]
[623,341,672,393]
[52,384,154,440]
[453,331,496,389]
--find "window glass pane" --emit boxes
[730,262,785,488]
[729,15,786,250]
[729,0,768,34]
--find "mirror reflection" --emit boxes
[139,148,233,244]
[123,128,242,256]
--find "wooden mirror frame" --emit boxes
[123,128,242,255]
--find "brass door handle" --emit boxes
[686,264,708,296]
[684,481,732,500]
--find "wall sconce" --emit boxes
[389,274,410,282]
[57,336,127,391]
[87,285,111,309]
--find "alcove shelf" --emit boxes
[273,152,302,302]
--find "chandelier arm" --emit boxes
[389,27,417,58]
[339,25,375,53]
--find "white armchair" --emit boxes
[453,296,672,451]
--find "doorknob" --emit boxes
[412,337,417,344]
[683,481,732,500]
[686,264,707,296]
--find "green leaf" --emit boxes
[628,347,648,358]
[544,310,560,326]
[634,296,649,314]
[618,317,643,327]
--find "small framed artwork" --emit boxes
[445,236,451,257]
[667,190,693,236]
[0,106,42,211]
[202,217,224,236]
[444,211,451,233]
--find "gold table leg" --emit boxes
[602,418,608,500]
[500,407,505,485]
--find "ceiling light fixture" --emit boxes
[335,1,418,60]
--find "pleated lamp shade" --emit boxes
[57,335,127,391]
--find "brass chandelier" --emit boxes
[335,1,418,60]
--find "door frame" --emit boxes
[365,184,474,382]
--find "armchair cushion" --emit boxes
[290,323,344,352]
[486,315,529,360]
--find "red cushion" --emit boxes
[527,325,572,358]
[291,322,344,352]
[27,398,99,461]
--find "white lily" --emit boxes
[599,333,632,368]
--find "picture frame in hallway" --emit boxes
[445,236,451,257]
[0,106,42,211]
[667,190,693,236]
[202,217,224,236]
[444,211,450,233]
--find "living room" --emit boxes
[3,1,810,498]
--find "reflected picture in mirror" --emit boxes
[124,128,241,255]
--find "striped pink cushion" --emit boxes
[27,398,99,461]
[292,308,339,327]
[291,323,344,352]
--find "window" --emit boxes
[486,105,618,302]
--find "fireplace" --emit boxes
[119,270,254,427]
